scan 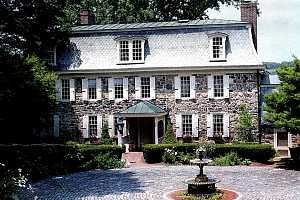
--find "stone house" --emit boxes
[52,1,263,148]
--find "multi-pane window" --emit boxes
[114,78,123,99]
[119,41,129,61]
[61,79,70,100]
[88,79,96,99]
[181,76,190,98]
[132,40,142,61]
[141,77,150,98]
[213,114,223,136]
[182,115,192,136]
[45,47,56,65]
[88,116,97,136]
[212,37,223,59]
[214,75,224,97]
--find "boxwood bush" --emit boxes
[143,143,275,163]
[0,144,123,180]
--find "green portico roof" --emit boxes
[120,101,166,115]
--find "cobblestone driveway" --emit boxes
[20,166,300,200]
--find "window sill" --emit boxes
[209,59,227,62]
[117,61,145,65]
[209,97,228,100]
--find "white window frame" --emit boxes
[213,113,224,137]
[88,116,98,137]
[83,115,102,138]
[175,75,196,100]
[207,112,230,138]
[61,79,70,101]
[180,76,191,98]
[141,77,151,99]
[208,74,229,99]
[45,46,56,66]
[207,32,227,61]
[116,38,145,64]
[114,78,124,100]
[213,75,224,98]
[182,114,193,137]
[88,79,97,100]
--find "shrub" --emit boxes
[235,104,255,142]
[178,152,195,165]
[100,122,114,145]
[143,143,275,163]
[83,153,125,170]
[0,163,28,200]
[241,159,252,166]
[213,152,241,166]
[0,144,123,180]
[162,148,177,164]
[163,120,177,144]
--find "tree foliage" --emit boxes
[163,119,177,144]
[64,0,239,25]
[264,58,300,135]
[236,104,255,142]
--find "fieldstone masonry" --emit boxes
[56,72,259,141]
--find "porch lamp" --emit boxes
[116,114,124,146]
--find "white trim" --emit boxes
[224,75,230,98]
[108,114,115,137]
[70,79,75,101]
[207,113,213,137]
[96,115,102,138]
[190,75,196,99]
[82,79,88,101]
[135,77,141,99]
[82,115,89,138]
[192,114,199,137]
[150,76,156,99]
[53,115,60,137]
[175,114,182,137]
[223,113,230,137]
[55,79,61,102]
[123,77,129,100]
[174,76,180,99]
[108,78,114,100]
[96,78,102,100]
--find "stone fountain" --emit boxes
[185,147,219,195]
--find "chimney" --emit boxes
[80,10,95,25]
[241,0,258,51]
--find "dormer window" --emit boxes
[44,46,56,65]
[207,32,227,61]
[116,37,145,64]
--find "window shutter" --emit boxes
[175,76,180,99]
[53,115,59,137]
[108,78,114,100]
[223,113,230,137]
[135,77,141,99]
[192,114,199,137]
[175,114,182,137]
[97,115,102,138]
[70,79,75,101]
[123,78,128,100]
[222,37,226,60]
[55,79,61,101]
[123,119,127,136]
[96,78,102,100]
[150,76,156,99]
[190,76,196,99]
[224,75,230,98]
[82,115,89,138]
[207,75,213,99]
[82,79,88,100]
[207,113,213,137]
[108,114,115,137]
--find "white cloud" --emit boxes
[207,0,300,62]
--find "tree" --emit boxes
[236,104,255,142]
[264,58,300,135]
[64,0,239,25]
[163,119,177,144]
[100,122,114,145]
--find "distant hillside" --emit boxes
[264,61,293,70]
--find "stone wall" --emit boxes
[55,72,259,140]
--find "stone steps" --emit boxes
[121,152,146,167]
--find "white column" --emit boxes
[117,129,122,146]
[155,117,159,144]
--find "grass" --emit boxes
[180,191,223,200]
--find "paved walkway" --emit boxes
[19,165,300,200]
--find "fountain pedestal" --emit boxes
[185,159,219,195]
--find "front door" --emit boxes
[128,117,154,150]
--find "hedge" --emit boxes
[0,144,123,180]
[143,143,276,163]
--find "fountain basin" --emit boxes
[185,178,220,194]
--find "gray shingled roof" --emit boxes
[72,19,247,33]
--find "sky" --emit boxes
[207,0,300,62]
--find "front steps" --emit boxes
[121,152,146,167]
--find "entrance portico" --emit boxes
[118,101,167,149]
